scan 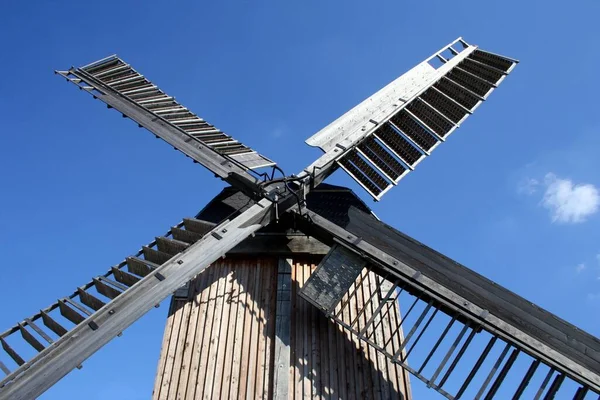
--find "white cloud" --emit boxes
[517,178,540,195]
[576,263,586,273]
[541,173,599,224]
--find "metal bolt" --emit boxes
[177,260,184,265]
[222,228,227,233]
[108,309,115,315]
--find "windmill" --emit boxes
[0,36,598,399]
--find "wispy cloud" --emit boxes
[576,263,586,273]
[541,173,599,224]
[517,177,540,195]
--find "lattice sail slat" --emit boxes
[57,56,275,181]
[305,38,518,200]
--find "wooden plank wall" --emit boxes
[152,256,411,399]
[291,261,411,400]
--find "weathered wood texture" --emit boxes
[153,256,411,399]
[274,259,292,399]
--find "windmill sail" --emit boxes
[305,38,517,200]
[0,200,273,399]
[296,206,600,398]
[57,56,275,190]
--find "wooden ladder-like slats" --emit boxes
[0,217,214,383]
[300,258,600,399]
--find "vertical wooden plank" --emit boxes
[380,296,400,397]
[344,277,363,399]
[176,268,207,399]
[341,288,356,400]
[255,259,275,399]
[354,269,368,400]
[245,257,264,399]
[186,262,215,398]
[370,274,391,400]
[325,314,337,400]
[327,304,348,399]
[294,261,304,400]
[165,284,194,399]
[397,300,413,400]
[211,260,235,400]
[348,277,363,400]
[262,259,278,399]
[254,259,268,399]
[361,270,379,400]
[302,263,312,399]
[220,259,243,399]
[229,260,251,399]
[192,261,222,399]
[290,259,299,400]
[385,289,406,399]
[287,260,294,400]
[202,260,230,400]
[274,258,292,400]
[333,296,347,400]
[157,298,185,400]
[378,282,397,399]
[310,263,322,399]
[152,298,177,400]
[355,268,374,400]
[396,297,413,400]
[238,258,258,399]
[319,301,330,400]
[253,259,266,399]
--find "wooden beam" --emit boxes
[273,258,292,400]
[226,234,329,256]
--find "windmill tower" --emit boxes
[151,184,412,399]
[0,37,599,400]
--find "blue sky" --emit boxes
[1,1,599,398]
